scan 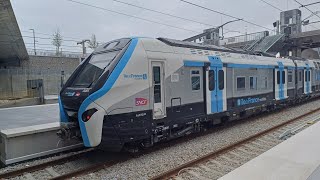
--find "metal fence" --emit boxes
[26,48,85,58]
[0,69,72,100]
[221,31,270,45]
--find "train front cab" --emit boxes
[58,38,140,148]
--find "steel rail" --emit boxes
[50,160,120,180]
[150,107,320,180]
[0,148,92,179]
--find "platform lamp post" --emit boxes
[29,29,36,55]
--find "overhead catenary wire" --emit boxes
[299,1,320,8]
[293,0,320,20]
[113,0,215,27]
[259,0,283,11]
[65,0,202,34]
[179,0,274,31]
[113,0,249,37]
[293,0,320,30]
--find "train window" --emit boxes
[282,71,285,84]
[237,77,246,90]
[153,66,161,103]
[250,76,257,90]
[191,70,200,75]
[305,71,307,82]
[288,71,293,83]
[277,71,280,84]
[103,41,119,49]
[299,71,302,81]
[191,70,201,91]
[218,70,224,90]
[308,71,311,81]
[262,77,268,89]
[72,50,119,87]
[209,70,215,91]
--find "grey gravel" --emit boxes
[77,100,320,180]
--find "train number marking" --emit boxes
[136,113,146,117]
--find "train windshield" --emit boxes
[72,50,119,87]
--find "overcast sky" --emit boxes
[11,0,320,53]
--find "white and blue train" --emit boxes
[58,37,320,151]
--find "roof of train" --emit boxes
[141,38,294,67]
[157,37,274,57]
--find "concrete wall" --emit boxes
[0,56,80,99]
[19,55,80,71]
[301,49,320,59]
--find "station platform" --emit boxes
[219,121,320,180]
[0,104,82,165]
[0,104,58,129]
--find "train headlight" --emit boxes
[82,108,98,122]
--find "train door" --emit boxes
[206,56,226,114]
[275,62,286,100]
[152,61,166,119]
[304,64,311,95]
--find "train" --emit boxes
[58,37,320,151]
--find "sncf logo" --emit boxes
[135,98,148,106]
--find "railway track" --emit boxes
[1,103,320,180]
[0,148,99,180]
[151,107,320,180]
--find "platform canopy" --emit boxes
[0,0,28,67]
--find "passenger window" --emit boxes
[308,71,311,81]
[250,76,257,90]
[191,70,201,91]
[153,66,161,103]
[277,71,280,84]
[191,70,200,75]
[262,77,267,89]
[209,70,215,91]
[237,77,246,90]
[218,70,224,90]
[282,71,285,84]
[288,71,293,83]
[305,71,307,82]
[299,71,302,81]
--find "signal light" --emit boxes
[82,108,97,122]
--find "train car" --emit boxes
[58,37,319,151]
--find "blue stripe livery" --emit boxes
[183,60,205,67]
[78,38,139,147]
[306,64,310,94]
[209,56,223,113]
[58,96,69,123]
[277,62,285,100]
[227,64,274,69]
